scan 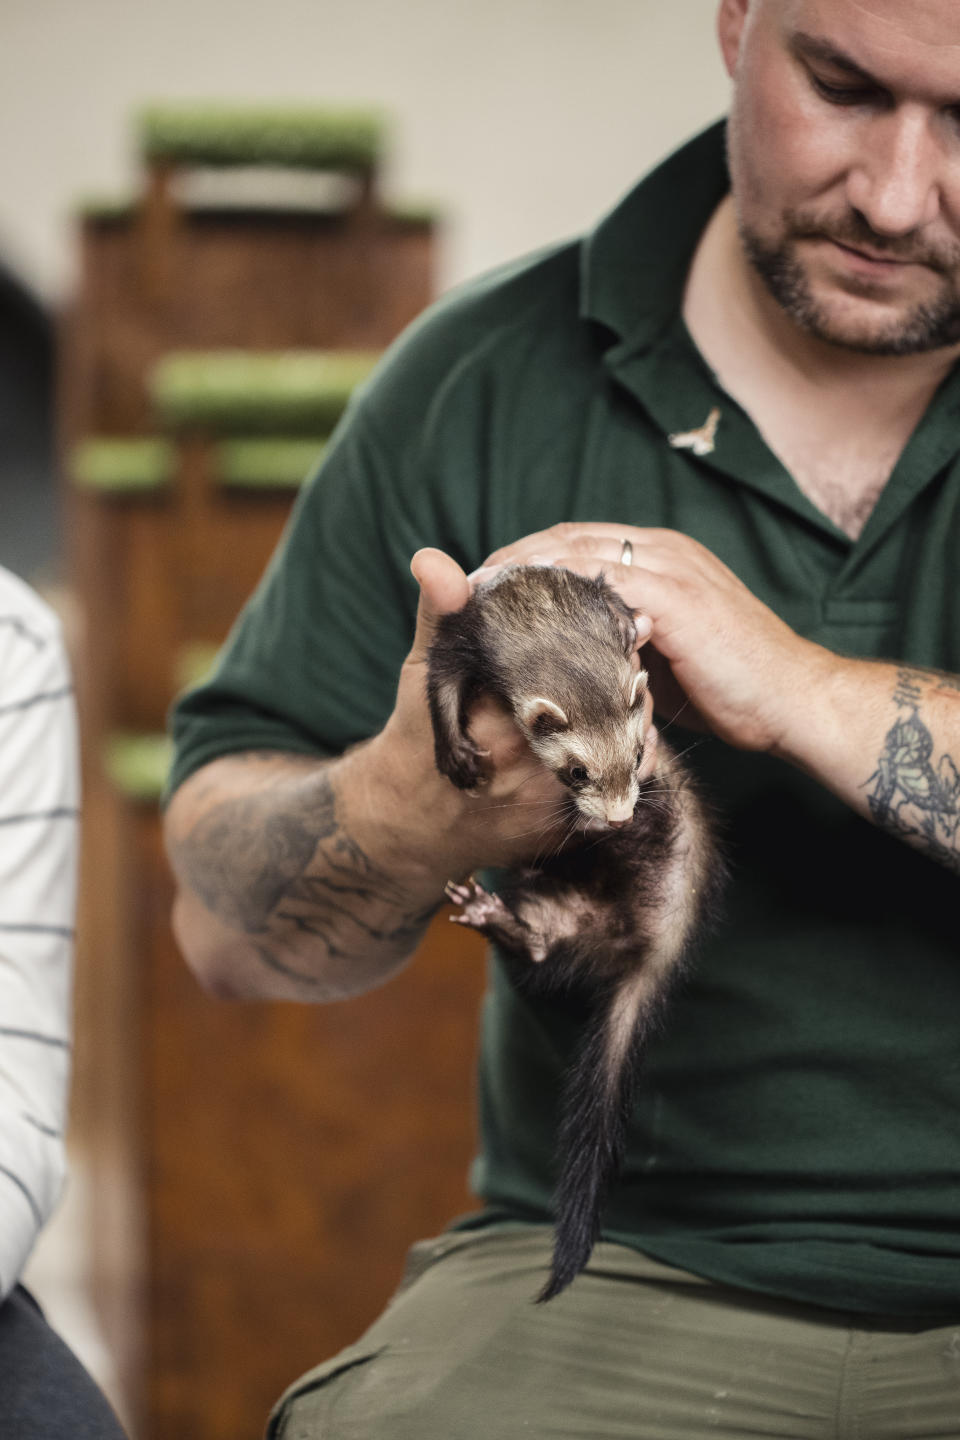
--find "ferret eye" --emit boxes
[636,749,644,768]
[568,766,589,786]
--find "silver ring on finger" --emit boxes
[620,539,633,567]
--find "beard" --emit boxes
[739,209,960,356]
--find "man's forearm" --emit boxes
[165,551,580,1003]
[777,657,960,874]
[165,745,452,1001]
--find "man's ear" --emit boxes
[717,0,750,78]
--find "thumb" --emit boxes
[408,547,470,662]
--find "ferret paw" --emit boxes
[444,878,514,933]
[435,741,490,793]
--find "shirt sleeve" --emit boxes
[0,571,78,1298]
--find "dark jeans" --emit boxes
[0,1286,127,1438]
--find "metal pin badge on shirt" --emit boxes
[668,406,721,456]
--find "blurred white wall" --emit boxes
[0,0,730,302]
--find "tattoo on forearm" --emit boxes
[891,669,924,709]
[892,664,960,703]
[174,765,435,986]
[865,668,960,873]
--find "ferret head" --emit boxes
[515,664,654,830]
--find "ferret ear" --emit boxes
[628,669,648,710]
[517,696,569,736]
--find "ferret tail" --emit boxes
[537,970,658,1304]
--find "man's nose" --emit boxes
[845,107,942,238]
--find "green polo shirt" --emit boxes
[170,122,960,1322]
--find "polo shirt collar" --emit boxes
[580,120,729,350]
[579,121,846,541]
[578,120,960,563]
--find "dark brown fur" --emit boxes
[427,566,725,1301]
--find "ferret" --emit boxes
[426,564,724,1303]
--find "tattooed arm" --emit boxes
[164,551,567,1001]
[803,662,960,874]
[165,748,444,1002]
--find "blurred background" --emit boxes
[2,1,730,1435]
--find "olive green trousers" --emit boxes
[268,1227,960,1439]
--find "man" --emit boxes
[0,565,127,1438]
[165,1,960,1434]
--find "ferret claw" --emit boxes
[445,876,516,935]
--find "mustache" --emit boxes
[788,210,960,272]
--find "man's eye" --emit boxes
[811,74,872,106]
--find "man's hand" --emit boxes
[480,523,833,755]
[479,522,960,875]
[393,548,571,872]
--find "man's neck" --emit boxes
[684,196,960,396]
[681,197,960,539]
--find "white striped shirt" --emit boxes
[0,566,78,1298]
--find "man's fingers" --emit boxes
[484,525,723,586]
[633,613,654,645]
[408,548,471,663]
[486,528,613,569]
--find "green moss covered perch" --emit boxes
[139,104,385,172]
[150,350,380,434]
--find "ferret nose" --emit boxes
[604,794,635,827]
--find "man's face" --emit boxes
[720,0,960,355]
